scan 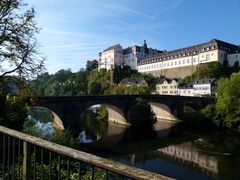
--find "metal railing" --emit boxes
[0,126,171,180]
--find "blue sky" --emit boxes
[27,0,240,74]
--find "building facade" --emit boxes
[193,78,216,97]
[156,79,179,95]
[98,40,161,70]
[98,44,123,70]
[156,78,217,97]
[227,53,240,66]
[138,39,240,78]
[178,83,194,96]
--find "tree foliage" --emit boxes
[30,63,164,96]
[0,0,45,79]
[215,73,240,128]
[183,61,240,83]
[127,98,156,127]
[112,85,149,95]
[0,95,30,130]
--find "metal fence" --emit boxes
[0,126,170,180]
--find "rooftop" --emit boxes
[193,78,216,85]
[138,39,240,65]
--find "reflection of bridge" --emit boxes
[37,95,214,129]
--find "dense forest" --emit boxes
[30,62,162,96]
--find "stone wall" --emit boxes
[147,65,198,78]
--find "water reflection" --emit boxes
[90,123,126,148]
[84,121,240,180]
[78,130,94,144]
[26,107,240,179]
[23,107,56,137]
[156,142,218,176]
[77,104,108,143]
[90,120,180,148]
[154,120,180,138]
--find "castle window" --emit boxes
[206,54,210,60]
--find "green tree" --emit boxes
[0,0,45,79]
[127,98,156,127]
[216,73,240,128]
[88,82,101,95]
[140,73,159,92]
[86,60,98,72]
[75,69,88,95]
[54,69,72,83]
[232,61,240,73]
[0,95,30,130]
[113,65,139,84]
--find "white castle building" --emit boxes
[98,39,240,78]
[138,39,240,78]
[98,40,161,70]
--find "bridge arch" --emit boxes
[148,102,179,122]
[80,103,128,126]
[31,106,65,130]
[105,104,129,126]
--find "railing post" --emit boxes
[23,142,31,180]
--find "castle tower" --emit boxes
[143,40,147,48]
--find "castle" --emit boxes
[98,39,240,78]
[98,40,161,70]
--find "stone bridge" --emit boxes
[36,95,214,129]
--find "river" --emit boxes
[28,107,240,180]
[80,121,240,180]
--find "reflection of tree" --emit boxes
[217,156,240,179]
[80,105,108,137]
[30,108,54,123]
[194,130,240,155]
[193,130,240,179]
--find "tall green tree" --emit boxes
[0,0,45,79]
[127,98,156,127]
[216,73,240,127]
